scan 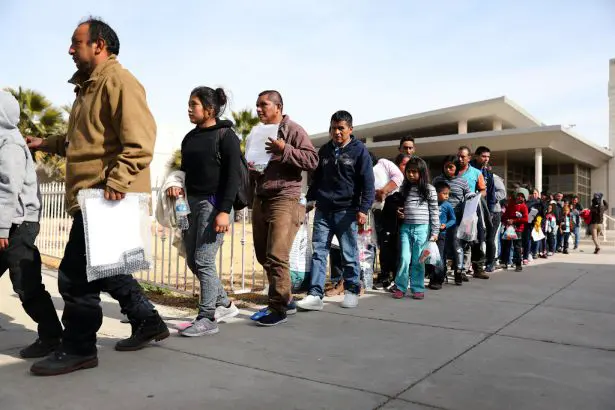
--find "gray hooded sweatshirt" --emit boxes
[0,91,41,238]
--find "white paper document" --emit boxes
[245,124,278,170]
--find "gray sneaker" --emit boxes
[340,291,359,308]
[214,303,239,323]
[179,317,219,337]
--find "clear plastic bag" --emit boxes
[456,214,478,242]
[502,225,518,240]
[419,241,442,268]
[78,189,152,282]
[289,223,312,292]
[358,229,376,290]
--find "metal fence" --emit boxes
[37,183,273,295]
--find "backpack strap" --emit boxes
[215,128,229,166]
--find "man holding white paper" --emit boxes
[26,17,168,376]
[249,90,318,327]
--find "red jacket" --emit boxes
[502,200,529,233]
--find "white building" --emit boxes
[310,59,615,211]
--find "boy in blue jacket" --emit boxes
[298,110,375,310]
[427,180,456,290]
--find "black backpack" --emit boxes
[215,128,252,211]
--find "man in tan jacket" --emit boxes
[27,17,168,376]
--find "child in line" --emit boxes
[427,181,456,290]
[501,188,529,272]
[544,203,557,256]
[391,156,439,300]
[559,205,574,255]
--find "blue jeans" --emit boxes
[573,226,580,248]
[184,196,231,320]
[395,223,429,294]
[308,209,360,297]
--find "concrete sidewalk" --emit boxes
[1,246,615,410]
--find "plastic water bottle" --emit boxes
[175,195,190,230]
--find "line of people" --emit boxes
[1,17,609,379]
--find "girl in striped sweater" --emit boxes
[392,156,440,300]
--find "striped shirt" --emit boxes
[403,184,440,237]
[432,174,470,213]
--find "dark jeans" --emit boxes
[426,235,446,285]
[252,196,304,313]
[0,222,62,342]
[59,213,157,356]
[486,212,501,266]
[546,233,556,253]
[562,232,571,252]
[502,239,522,267]
[375,198,402,283]
[522,224,532,260]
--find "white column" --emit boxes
[365,136,373,145]
[458,120,468,134]
[503,151,508,189]
[534,148,543,193]
[608,58,615,220]
[493,118,502,131]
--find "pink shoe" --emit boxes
[175,321,194,331]
[392,290,405,299]
[412,292,424,300]
[522,259,529,265]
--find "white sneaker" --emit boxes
[340,291,359,309]
[297,295,324,311]
[214,303,239,323]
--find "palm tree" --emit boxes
[232,109,260,153]
[4,87,67,182]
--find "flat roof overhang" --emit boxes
[362,126,612,168]
[310,96,543,146]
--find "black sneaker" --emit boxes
[30,350,98,376]
[461,272,469,282]
[428,282,442,290]
[515,265,523,272]
[115,314,170,351]
[454,271,463,286]
[20,338,61,359]
[256,311,288,327]
[563,250,569,254]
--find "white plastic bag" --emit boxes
[78,189,152,282]
[289,222,312,292]
[531,228,545,241]
[419,241,442,268]
[502,225,518,240]
[456,195,480,242]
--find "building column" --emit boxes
[458,120,468,134]
[534,148,543,193]
[365,136,373,145]
[503,151,508,190]
[493,118,502,131]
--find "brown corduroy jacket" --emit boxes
[46,56,156,214]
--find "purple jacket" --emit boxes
[254,115,319,199]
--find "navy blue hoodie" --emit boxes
[307,137,375,214]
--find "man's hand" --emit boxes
[375,189,386,203]
[265,137,285,155]
[26,136,44,150]
[357,212,367,225]
[306,201,316,213]
[214,212,230,233]
[507,219,514,225]
[440,223,446,230]
[104,187,126,201]
[430,235,438,242]
[0,238,8,250]
[166,187,184,198]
